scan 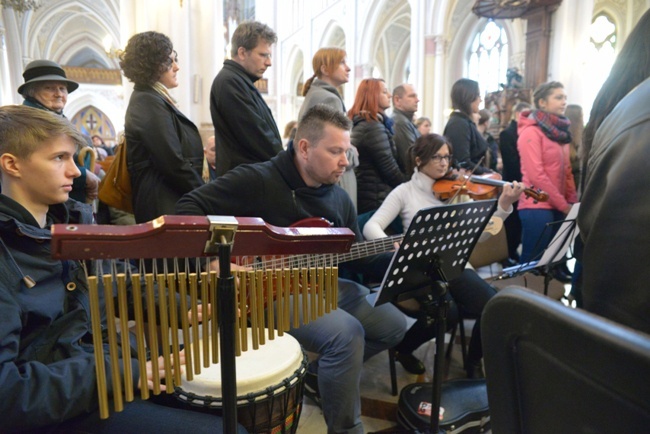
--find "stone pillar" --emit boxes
[423,34,448,134]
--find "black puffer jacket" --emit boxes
[351,114,407,214]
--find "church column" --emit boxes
[0,26,10,105]
[408,0,425,97]
[1,8,24,105]
[423,34,448,134]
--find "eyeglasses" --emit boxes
[431,154,453,163]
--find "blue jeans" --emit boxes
[519,208,565,263]
[285,278,406,434]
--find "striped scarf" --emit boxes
[152,82,178,107]
[530,109,572,144]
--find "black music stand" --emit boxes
[497,203,581,296]
[373,199,497,433]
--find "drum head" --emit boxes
[179,329,304,400]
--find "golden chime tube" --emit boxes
[116,273,134,401]
[144,273,160,394]
[301,268,309,324]
[283,269,291,332]
[255,270,265,346]
[309,267,317,321]
[236,270,247,354]
[130,273,149,399]
[165,273,182,386]
[275,268,284,336]
[317,266,325,318]
[292,269,300,329]
[188,273,200,374]
[176,272,193,381]
[87,276,109,419]
[248,271,259,349]
[155,273,173,394]
[209,270,219,364]
[200,271,210,368]
[265,269,275,340]
[103,274,123,410]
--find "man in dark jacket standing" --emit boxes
[391,83,421,172]
[210,21,283,176]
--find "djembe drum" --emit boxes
[176,329,306,433]
[51,215,355,433]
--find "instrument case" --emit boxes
[397,379,490,433]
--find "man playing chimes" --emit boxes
[176,104,407,434]
[0,105,246,433]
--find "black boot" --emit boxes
[395,352,426,375]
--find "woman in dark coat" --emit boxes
[443,78,491,174]
[349,78,407,218]
[121,31,204,223]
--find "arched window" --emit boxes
[467,20,509,96]
[584,13,617,119]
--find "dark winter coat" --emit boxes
[391,108,420,173]
[351,114,407,214]
[210,60,283,176]
[125,85,204,223]
[0,196,140,431]
[499,120,522,182]
[443,111,490,174]
[176,147,361,241]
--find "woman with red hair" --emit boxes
[349,78,407,221]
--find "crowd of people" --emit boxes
[2,9,650,432]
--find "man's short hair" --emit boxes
[0,105,86,159]
[295,104,351,147]
[231,21,277,58]
[392,84,408,101]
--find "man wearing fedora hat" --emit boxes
[16,59,99,203]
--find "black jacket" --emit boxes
[391,109,420,173]
[499,120,522,182]
[0,196,140,431]
[210,60,282,176]
[578,77,650,334]
[443,111,490,174]
[351,114,407,214]
[176,147,361,240]
[125,85,204,223]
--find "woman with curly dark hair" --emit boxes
[120,31,204,223]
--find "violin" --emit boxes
[432,172,549,203]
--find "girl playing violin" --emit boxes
[363,133,525,378]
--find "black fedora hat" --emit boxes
[17,59,79,95]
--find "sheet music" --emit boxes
[536,202,581,268]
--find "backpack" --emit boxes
[98,138,133,213]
